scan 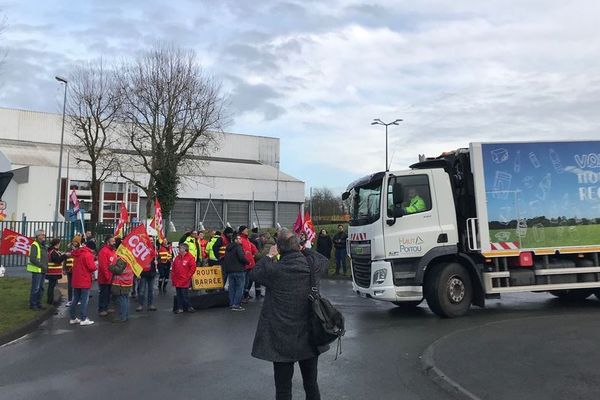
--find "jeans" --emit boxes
[70,288,90,320]
[273,356,320,400]
[227,272,246,307]
[138,276,155,307]
[116,294,129,321]
[175,287,190,311]
[29,272,45,308]
[67,273,73,301]
[98,284,111,312]
[46,276,59,305]
[335,248,347,274]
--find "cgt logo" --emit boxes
[399,236,424,254]
[127,235,151,261]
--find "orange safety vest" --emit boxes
[65,256,74,273]
[47,249,63,276]
[159,246,172,263]
[112,263,134,287]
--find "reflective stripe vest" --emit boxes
[26,241,42,273]
[184,236,198,261]
[404,195,426,214]
[46,249,62,276]
[112,263,134,287]
[207,236,219,261]
[65,256,74,273]
[158,245,172,264]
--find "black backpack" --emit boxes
[308,263,345,359]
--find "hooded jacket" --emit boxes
[222,242,247,273]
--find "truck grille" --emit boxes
[352,256,372,288]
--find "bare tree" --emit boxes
[310,187,344,223]
[67,60,120,222]
[117,44,227,217]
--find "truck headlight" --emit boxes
[373,268,387,285]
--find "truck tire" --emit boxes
[425,262,473,318]
[392,300,422,309]
[549,289,593,301]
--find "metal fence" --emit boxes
[0,220,140,268]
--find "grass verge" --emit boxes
[0,277,43,335]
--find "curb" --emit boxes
[0,289,61,347]
[421,338,482,400]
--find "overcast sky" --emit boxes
[1,1,599,193]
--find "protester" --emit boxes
[181,229,201,265]
[239,225,259,302]
[137,242,158,312]
[206,230,221,266]
[70,242,97,326]
[157,240,173,293]
[64,235,81,306]
[109,258,133,323]
[213,227,234,282]
[250,229,328,400]
[46,238,67,306]
[84,230,97,251]
[333,224,348,275]
[316,229,333,260]
[97,235,117,317]
[171,242,196,314]
[198,228,208,265]
[223,233,249,311]
[249,226,260,249]
[27,230,48,311]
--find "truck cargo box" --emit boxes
[470,140,600,257]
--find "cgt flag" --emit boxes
[0,228,33,256]
[293,211,304,234]
[303,211,316,243]
[114,202,129,238]
[150,198,165,244]
[116,224,155,277]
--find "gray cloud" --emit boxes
[227,78,285,121]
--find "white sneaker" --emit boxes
[79,319,94,326]
[69,318,81,325]
[65,301,72,307]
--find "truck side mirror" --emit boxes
[392,182,404,206]
[341,191,350,201]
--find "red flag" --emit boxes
[114,202,129,238]
[0,228,33,256]
[293,211,304,234]
[116,224,156,277]
[303,211,316,243]
[150,198,165,244]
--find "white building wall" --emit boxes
[15,166,59,221]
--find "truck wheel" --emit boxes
[549,289,593,301]
[425,262,472,318]
[392,300,422,309]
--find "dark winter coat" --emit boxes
[250,248,328,362]
[222,242,246,274]
[316,234,333,258]
[333,231,348,250]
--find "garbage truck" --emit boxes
[342,140,600,317]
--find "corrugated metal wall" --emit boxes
[171,199,196,232]
[278,202,300,229]
[252,201,274,229]
[227,201,249,229]
[198,199,224,230]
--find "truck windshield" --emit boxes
[348,180,382,226]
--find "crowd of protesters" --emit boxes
[26,222,338,400]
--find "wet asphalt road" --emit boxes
[1,276,600,400]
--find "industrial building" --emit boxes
[0,107,305,231]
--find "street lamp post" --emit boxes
[54,76,68,227]
[275,160,280,228]
[371,118,402,171]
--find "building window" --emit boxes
[104,182,126,193]
[70,180,91,191]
